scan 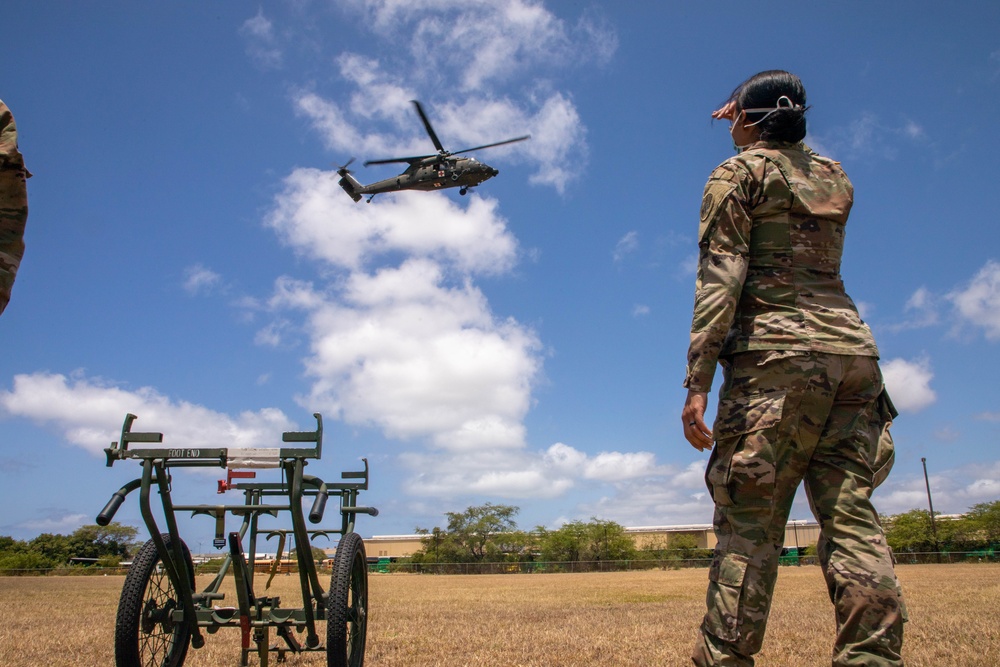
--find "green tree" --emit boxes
[882,509,975,552]
[669,533,713,561]
[537,523,583,562]
[884,502,1000,553]
[964,500,1000,545]
[413,504,521,563]
[444,503,520,562]
[23,523,138,566]
[28,533,73,564]
[67,523,139,559]
[0,535,25,555]
[412,527,454,563]
[97,554,123,567]
[488,529,533,562]
[0,550,55,573]
[669,533,700,552]
[883,509,936,552]
[538,519,635,563]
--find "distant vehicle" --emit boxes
[338,100,530,203]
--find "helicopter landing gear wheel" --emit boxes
[460,187,468,196]
[327,532,368,667]
[115,534,195,667]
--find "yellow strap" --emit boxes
[265,533,286,590]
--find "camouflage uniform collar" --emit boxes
[746,140,808,152]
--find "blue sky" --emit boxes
[2,1,999,550]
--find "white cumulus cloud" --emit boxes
[183,264,222,295]
[810,111,928,162]
[348,0,616,91]
[263,166,541,452]
[876,460,1000,517]
[399,440,667,500]
[947,260,1000,340]
[287,1,608,195]
[583,451,659,482]
[881,357,937,412]
[239,9,283,70]
[0,372,295,455]
[613,231,639,263]
[266,168,518,275]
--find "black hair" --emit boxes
[727,70,808,143]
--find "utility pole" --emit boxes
[791,520,801,565]
[922,457,941,563]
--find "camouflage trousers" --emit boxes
[692,351,905,666]
[0,161,28,316]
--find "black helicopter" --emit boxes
[338,100,530,203]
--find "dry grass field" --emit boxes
[1,563,997,666]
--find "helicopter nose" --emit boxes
[491,167,499,177]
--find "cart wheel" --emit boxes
[327,532,368,667]
[115,534,195,667]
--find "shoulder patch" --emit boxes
[698,179,737,242]
[700,192,715,222]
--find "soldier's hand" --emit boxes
[682,390,713,452]
[711,100,738,122]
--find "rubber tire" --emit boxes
[326,532,368,667]
[115,534,195,667]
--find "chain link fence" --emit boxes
[2,549,996,576]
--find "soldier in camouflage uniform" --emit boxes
[680,71,905,666]
[1,98,29,316]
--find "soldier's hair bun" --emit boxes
[726,70,808,144]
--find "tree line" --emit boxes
[0,522,137,571]
[882,501,1000,554]
[1,500,997,572]
[408,503,708,565]
[406,500,1000,565]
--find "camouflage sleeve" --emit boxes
[683,162,753,392]
[0,99,29,316]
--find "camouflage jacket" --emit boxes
[683,141,877,392]
[0,100,27,169]
[1,98,29,316]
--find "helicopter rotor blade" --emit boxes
[363,154,435,167]
[452,135,531,156]
[337,157,356,172]
[411,100,446,154]
[359,102,529,167]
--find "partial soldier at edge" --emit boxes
[0,98,30,316]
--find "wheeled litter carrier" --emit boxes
[97,412,377,667]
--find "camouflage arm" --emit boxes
[683,164,753,392]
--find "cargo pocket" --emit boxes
[707,391,786,507]
[704,552,750,642]
[871,389,898,489]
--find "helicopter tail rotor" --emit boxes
[336,158,363,202]
[337,157,357,175]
